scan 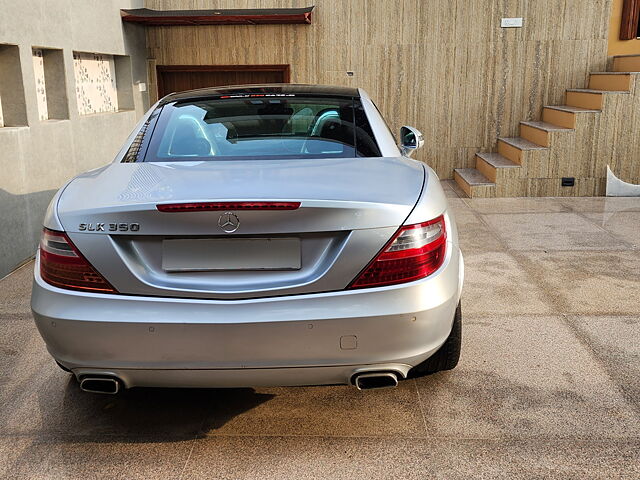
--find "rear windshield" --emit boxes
[125,94,382,162]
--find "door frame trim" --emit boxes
[156,64,291,98]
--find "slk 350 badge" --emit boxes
[79,223,140,232]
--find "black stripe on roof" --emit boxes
[160,84,360,104]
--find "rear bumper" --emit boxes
[31,245,463,388]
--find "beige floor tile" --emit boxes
[582,211,640,247]
[0,436,192,480]
[482,212,629,251]
[416,316,639,440]
[517,251,640,315]
[449,203,507,254]
[465,197,569,214]
[568,315,640,410]
[0,313,42,385]
[204,380,425,437]
[0,261,34,314]
[181,436,640,480]
[0,436,32,479]
[0,370,217,438]
[559,196,640,213]
[462,252,554,315]
[456,219,507,254]
[1,439,109,480]
[447,197,473,212]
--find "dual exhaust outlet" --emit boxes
[352,371,399,390]
[79,376,121,395]
[78,372,399,394]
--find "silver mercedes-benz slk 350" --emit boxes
[31,84,464,394]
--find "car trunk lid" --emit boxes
[57,157,425,298]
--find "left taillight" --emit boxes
[39,228,117,294]
[348,215,447,289]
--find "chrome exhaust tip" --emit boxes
[353,372,398,390]
[79,376,121,394]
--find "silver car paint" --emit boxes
[42,99,163,232]
[54,157,425,299]
[32,235,462,387]
[57,158,424,232]
[32,87,464,388]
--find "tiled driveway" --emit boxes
[1,181,638,479]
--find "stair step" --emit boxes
[454,168,494,185]
[565,90,606,110]
[543,105,601,113]
[520,120,572,146]
[588,72,634,91]
[476,152,520,168]
[475,153,520,182]
[498,136,547,150]
[519,120,572,132]
[612,54,640,72]
[497,136,547,164]
[542,105,600,128]
[589,71,640,75]
[566,88,629,94]
[454,168,496,198]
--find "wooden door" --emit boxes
[157,65,290,97]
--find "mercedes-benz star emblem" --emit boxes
[218,212,240,233]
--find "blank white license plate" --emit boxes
[162,238,301,272]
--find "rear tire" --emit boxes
[55,360,72,373]
[408,301,462,378]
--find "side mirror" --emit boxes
[399,126,424,157]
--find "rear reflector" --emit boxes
[348,215,447,289]
[157,202,301,212]
[39,228,117,294]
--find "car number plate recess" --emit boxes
[162,238,301,272]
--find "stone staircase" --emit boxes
[454,54,640,198]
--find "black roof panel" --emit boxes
[161,84,360,104]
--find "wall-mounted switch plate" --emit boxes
[501,17,523,28]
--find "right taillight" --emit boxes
[348,215,447,289]
[39,228,117,294]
